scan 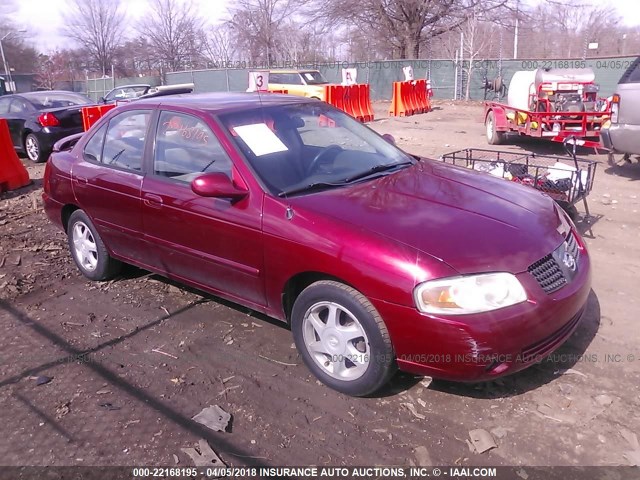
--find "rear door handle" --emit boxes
[143,193,163,208]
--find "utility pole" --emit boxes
[1,30,26,93]
[459,30,464,100]
[513,0,519,59]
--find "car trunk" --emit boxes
[41,106,87,129]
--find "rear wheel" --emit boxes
[25,133,47,163]
[291,280,396,396]
[67,210,122,281]
[485,111,506,145]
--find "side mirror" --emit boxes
[191,172,248,201]
[382,133,396,145]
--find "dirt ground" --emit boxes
[1,100,639,469]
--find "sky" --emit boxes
[4,0,640,53]
[5,0,229,51]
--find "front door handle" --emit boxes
[74,176,88,187]
[143,193,163,208]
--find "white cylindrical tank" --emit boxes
[507,70,537,110]
[508,68,596,110]
[534,68,595,85]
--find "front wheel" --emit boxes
[67,210,122,281]
[485,111,506,145]
[291,280,396,396]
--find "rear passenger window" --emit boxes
[154,111,232,183]
[269,73,284,84]
[284,73,303,85]
[83,124,107,163]
[103,110,151,171]
[9,99,29,113]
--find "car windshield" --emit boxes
[219,102,414,196]
[26,92,92,109]
[302,71,329,85]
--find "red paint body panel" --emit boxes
[43,93,592,382]
[140,175,265,305]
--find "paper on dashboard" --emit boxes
[233,123,289,156]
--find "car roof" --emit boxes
[133,91,313,113]
[0,91,90,101]
[19,90,89,97]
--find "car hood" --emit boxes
[289,160,567,274]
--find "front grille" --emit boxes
[528,254,567,293]
[528,232,579,294]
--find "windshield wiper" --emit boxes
[343,161,413,183]
[277,161,414,198]
[278,181,346,198]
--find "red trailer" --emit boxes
[484,68,611,149]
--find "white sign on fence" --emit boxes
[247,71,269,92]
[341,68,357,86]
[403,66,414,81]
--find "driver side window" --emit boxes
[153,111,232,183]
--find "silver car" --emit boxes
[601,57,640,163]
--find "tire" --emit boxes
[485,111,505,145]
[291,280,396,396]
[556,201,579,221]
[67,210,122,281]
[24,133,47,163]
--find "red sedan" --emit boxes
[43,93,591,396]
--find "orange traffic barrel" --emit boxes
[0,119,30,192]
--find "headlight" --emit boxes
[413,273,527,315]
[555,204,573,236]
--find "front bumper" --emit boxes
[372,242,592,382]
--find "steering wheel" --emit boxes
[307,145,343,174]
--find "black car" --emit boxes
[99,84,151,104]
[0,91,93,163]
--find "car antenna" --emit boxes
[256,77,288,201]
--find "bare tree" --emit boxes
[63,0,126,75]
[227,0,307,64]
[313,0,508,60]
[138,0,204,72]
[35,52,65,90]
[202,24,237,67]
[114,37,161,76]
[461,13,488,99]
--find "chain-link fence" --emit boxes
[163,55,637,102]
